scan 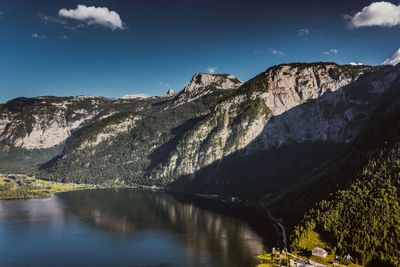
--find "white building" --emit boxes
[312,247,327,258]
[344,254,354,261]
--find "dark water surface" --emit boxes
[0,189,277,267]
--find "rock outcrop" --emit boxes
[165,89,176,97]
[172,73,243,106]
[0,95,157,150]
[0,97,104,149]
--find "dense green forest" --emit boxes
[290,95,400,266]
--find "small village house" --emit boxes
[344,254,354,261]
[312,247,327,258]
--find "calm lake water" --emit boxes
[0,189,278,267]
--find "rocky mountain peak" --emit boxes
[169,73,243,106]
[183,73,242,93]
[165,89,176,97]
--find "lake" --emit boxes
[0,189,278,267]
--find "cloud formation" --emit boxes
[382,48,400,65]
[349,62,364,65]
[347,1,400,28]
[39,14,66,25]
[207,67,218,74]
[31,33,46,39]
[58,5,124,30]
[297,28,309,37]
[270,48,285,57]
[323,49,338,55]
[159,82,170,87]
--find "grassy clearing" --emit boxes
[0,178,9,186]
[297,229,330,252]
[0,176,98,199]
[0,177,15,191]
[292,229,363,267]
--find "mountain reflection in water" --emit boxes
[0,189,277,267]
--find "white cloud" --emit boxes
[270,48,285,57]
[298,28,310,37]
[60,35,69,40]
[382,48,400,65]
[64,24,83,32]
[159,82,170,87]
[207,67,218,74]
[349,62,364,65]
[39,14,66,25]
[31,33,46,39]
[58,5,124,30]
[323,49,339,55]
[0,11,3,18]
[347,2,400,28]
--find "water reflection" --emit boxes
[0,189,276,267]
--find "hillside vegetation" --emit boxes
[38,89,236,185]
[291,94,400,266]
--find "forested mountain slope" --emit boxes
[290,88,400,266]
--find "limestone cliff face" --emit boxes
[252,65,399,150]
[172,73,243,106]
[0,96,103,149]
[0,96,154,150]
[154,63,386,180]
[255,63,364,116]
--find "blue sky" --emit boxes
[1,0,400,102]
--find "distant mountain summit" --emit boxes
[164,89,176,97]
[122,94,152,99]
[183,73,242,92]
[171,73,242,106]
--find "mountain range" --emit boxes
[1,62,399,266]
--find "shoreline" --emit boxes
[0,175,141,200]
